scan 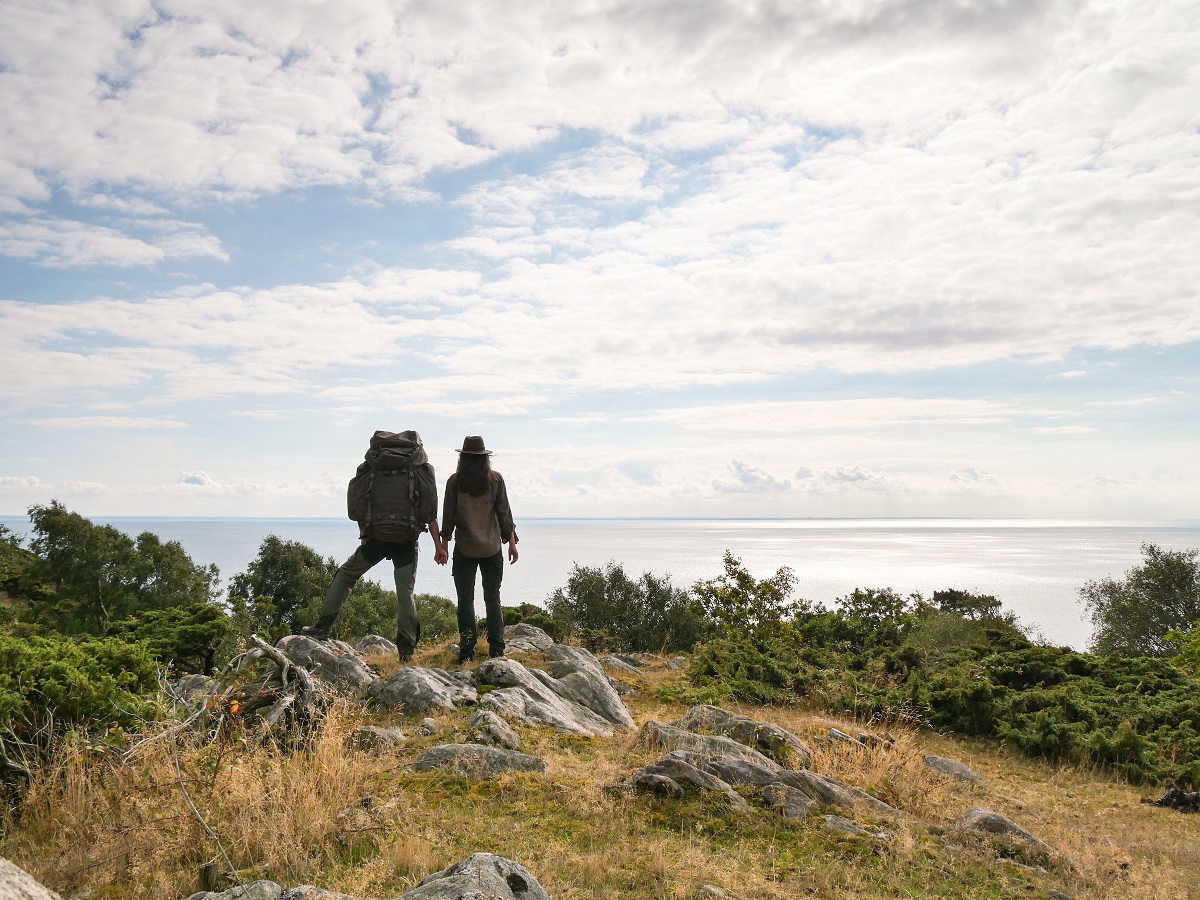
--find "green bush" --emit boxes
[416,593,458,641]
[0,632,158,741]
[548,560,706,653]
[107,602,237,675]
[687,606,1200,785]
[228,536,335,641]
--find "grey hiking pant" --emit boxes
[317,538,420,654]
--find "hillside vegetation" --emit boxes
[2,506,1200,899]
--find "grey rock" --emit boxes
[349,725,405,751]
[414,743,547,779]
[503,624,557,655]
[637,720,782,771]
[0,857,65,900]
[476,655,633,737]
[763,782,819,820]
[925,755,982,783]
[403,852,551,900]
[663,749,780,787]
[165,673,217,705]
[367,667,476,716]
[959,807,1053,854]
[672,705,812,768]
[470,708,522,750]
[631,771,686,798]
[186,881,283,900]
[696,887,728,899]
[276,636,378,697]
[354,634,398,656]
[824,814,868,836]
[607,676,636,696]
[279,888,360,900]
[631,756,750,812]
[543,645,637,730]
[829,727,866,748]
[418,717,441,734]
[776,770,897,817]
[611,652,645,668]
[602,654,641,675]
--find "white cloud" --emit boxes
[0,475,43,491]
[33,416,190,430]
[0,217,225,268]
[714,458,792,494]
[1032,426,1099,435]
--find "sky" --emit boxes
[0,0,1197,521]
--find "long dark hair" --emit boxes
[456,452,493,497]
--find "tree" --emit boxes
[23,501,219,636]
[227,536,335,641]
[1080,543,1200,657]
[692,551,797,636]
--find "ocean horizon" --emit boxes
[5,514,1200,651]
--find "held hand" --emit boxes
[434,545,448,566]
[508,539,519,565]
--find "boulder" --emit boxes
[661,748,781,787]
[0,858,65,900]
[763,782,819,820]
[777,769,896,817]
[367,667,476,716]
[925,756,983,783]
[629,756,750,813]
[672,705,812,768]
[607,676,636,696]
[403,853,552,900]
[470,709,522,750]
[602,654,641,675]
[186,881,283,900]
[349,725,405,751]
[637,720,781,770]
[959,807,1053,854]
[355,635,398,656]
[414,743,547,779]
[165,673,217,705]
[476,655,633,737]
[543,645,637,730]
[276,636,378,697]
[503,624,556,655]
[823,814,868,836]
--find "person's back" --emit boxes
[439,436,518,661]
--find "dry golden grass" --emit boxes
[3,655,1200,899]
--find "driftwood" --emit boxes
[0,733,32,779]
[126,634,329,763]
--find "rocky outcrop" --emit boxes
[763,782,819,820]
[672,705,812,768]
[637,720,782,770]
[959,807,1053,854]
[475,652,634,737]
[628,755,750,812]
[165,673,217,705]
[925,755,982,783]
[349,725,406,751]
[0,858,65,900]
[469,709,522,750]
[276,636,378,697]
[186,855,550,900]
[367,667,476,716]
[503,624,557,655]
[414,744,547,779]
[355,635,398,656]
[404,853,552,900]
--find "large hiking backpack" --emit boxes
[346,430,438,542]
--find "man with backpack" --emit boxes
[301,430,447,661]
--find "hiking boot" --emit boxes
[488,649,505,659]
[397,648,413,664]
[300,616,335,640]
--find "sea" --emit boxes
[4,515,1200,651]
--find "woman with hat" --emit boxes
[440,436,519,662]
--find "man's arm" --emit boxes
[428,518,447,564]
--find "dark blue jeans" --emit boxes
[452,550,505,656]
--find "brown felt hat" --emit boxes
[456,435,493,455]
